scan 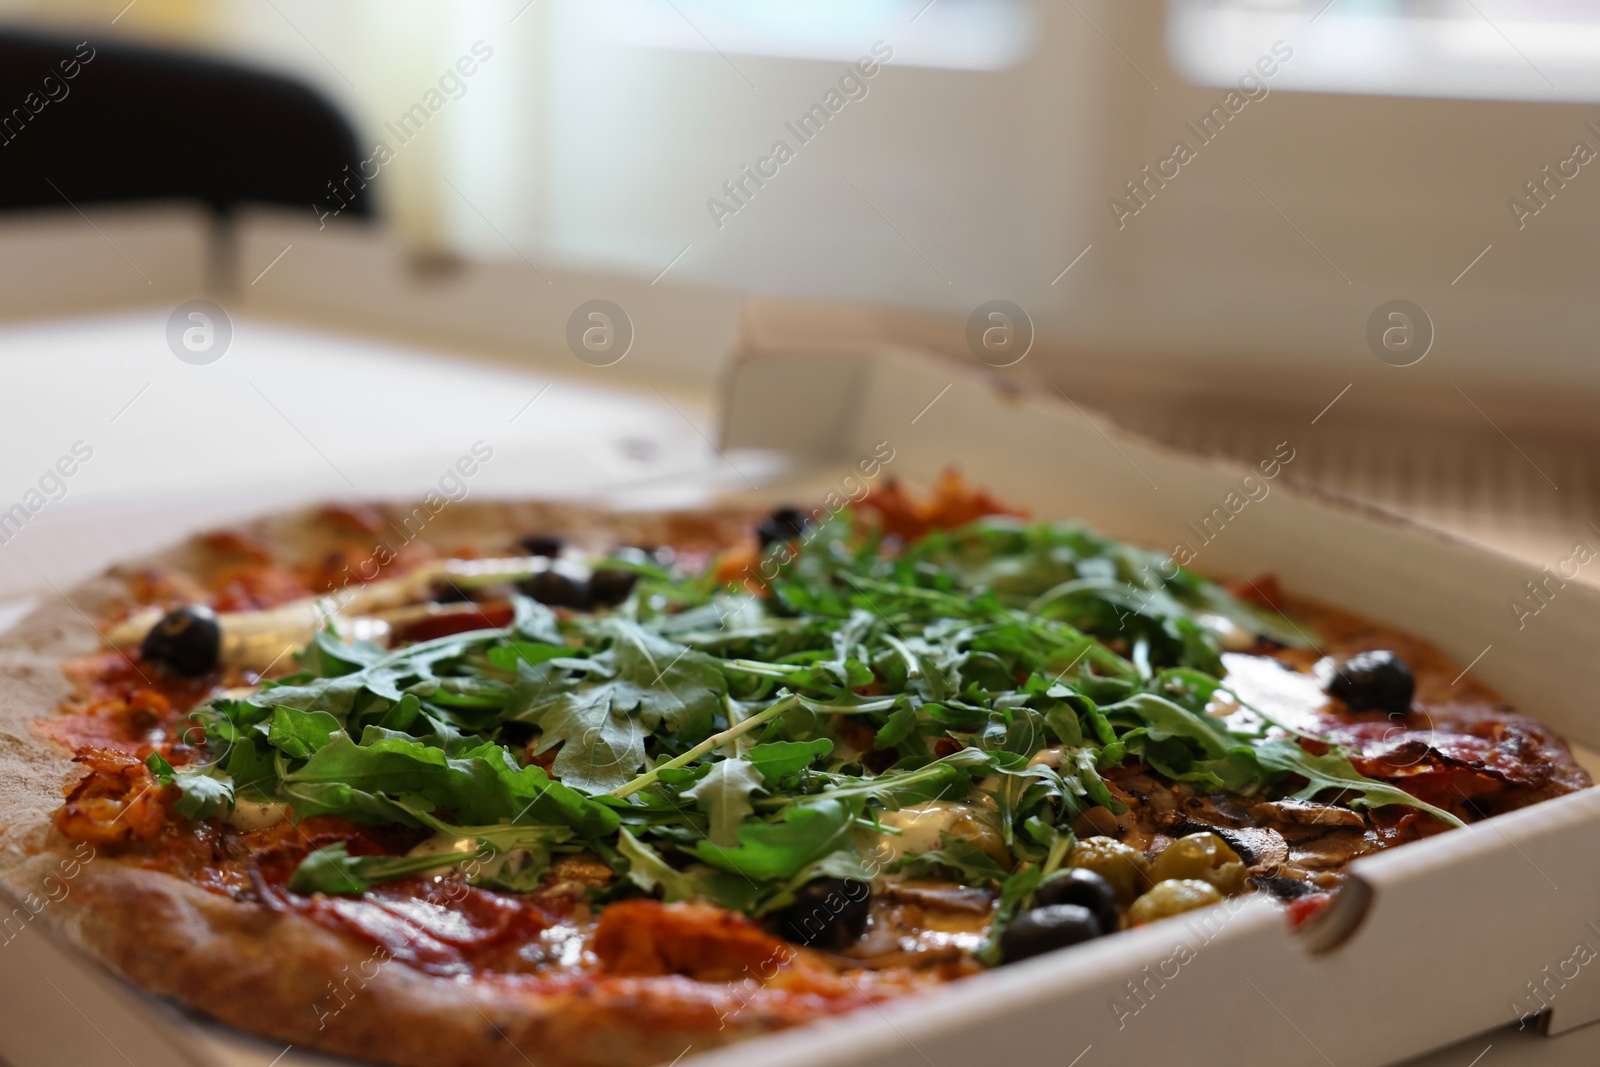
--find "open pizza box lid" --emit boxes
[2,213,1599,1067]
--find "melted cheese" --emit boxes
[866,801,971,867]
[1217,651,1331,734]
[226,800,291,830]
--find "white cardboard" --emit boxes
[0,203,211,319]
[230,206,744,387]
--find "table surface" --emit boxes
[0,308,786,600]
[0,308,1595,1067]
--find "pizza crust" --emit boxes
[0,499,792,1067]
[37,859,801,1067]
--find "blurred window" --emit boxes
[579,0,1033,70]
[1169,0,1600,102]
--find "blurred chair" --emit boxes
[0,29,372,221]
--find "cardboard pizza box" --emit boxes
[0,202,211,322]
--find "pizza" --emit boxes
[0,474,1588,1067]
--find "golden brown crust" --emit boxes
[38,859,821,1067]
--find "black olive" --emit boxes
[1327,650,1414,716]
[431,579,476,603]
[1033,868,1118,935]
[775,877,871,949]
[589,569,639,607]
[999,904,1102,963]
[1253,875,1317,900]
[756,506,808,548]
[139,605,222,677]
[518,534,564,557]
[517,562,592,609]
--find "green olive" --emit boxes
[948,811,1011,867]
[1148,832,1246,895]
[1067,837,1151,905]
[1129,879,1224,926]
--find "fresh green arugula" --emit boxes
[288,842,460,895]
[522,619,724,792]
[684,757,764,846]
[898,833,1010,886]
[167,511,1463,939]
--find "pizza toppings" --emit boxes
[139,604,222,677]
[594,899,787,980]
[1032,868,1118,934]
[1128,879,1225,925]
[775,876,872,949]
[55,747,173,845]
[304,878,558,976]
[1064,836,1150,905]
[518,560,597,609]
[999,903,1102,962]
[1326,649,1415,716]
[589,568,641,607]
[1145,832,1246,895]
[756,506,809,548]
[104,554,619,673]
[518,533,564,557]
[40,485,1592,1016]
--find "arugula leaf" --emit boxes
[530,690,647,794]
[683,757,764,846]
[874,704,920,750]
[287,842,469,895]
[745,738,833,779]
[144,752,235,820]
[265,706,342,759]
[487,641,568,671]
[617,826,695,899]
[1101,692,1235,760]
[1253,738,1465,827]
[171,772,235,821]
[617,828,763,911]
[283,733,619,836]
[287,811,577,896]
[301,628,387,676]
[897,833,1008,886]
[527,620,724,791]
[693,798,859,882]
[810,749,992,809]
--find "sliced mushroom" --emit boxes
[1286,829,1373,871]
[881,881,997,914]
[1251,798,1367,828]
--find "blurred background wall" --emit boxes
[4,1,1596,434]
[1,0,1598,551]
